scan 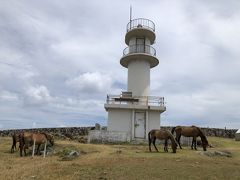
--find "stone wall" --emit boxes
[0,126,237,139]
[0,127,93,139]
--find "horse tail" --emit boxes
[171,126,176,134]
[148,130,153,152]
[148,130,152,143]
[19,133,25,156]
[11,134,16,153]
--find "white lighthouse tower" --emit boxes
[104,17,166,141]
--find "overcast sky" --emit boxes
[0,0,240,130]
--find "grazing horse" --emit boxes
[11,133,20,153]
[148,129,178,153]
[171,126,209,151]
[19,132,54,157]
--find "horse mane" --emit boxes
[171,127,176,134]
[196,127,207,142]
[41,132,49,139]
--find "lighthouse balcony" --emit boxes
[123,44,156,56]
[120,44,159,68]
[104,94,166,112]
[127,18,155,32]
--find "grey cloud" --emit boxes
[0,0,240,130]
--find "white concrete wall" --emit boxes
[235,133,240,141]
[88,130,131,143]
[128,60,150,96]
[127,36,151,96]
[107,109,132,133]
[147,111,160,133]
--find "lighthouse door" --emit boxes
[136,38,145,53]
[134,111,146,138]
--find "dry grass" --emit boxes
[0,136,240,180]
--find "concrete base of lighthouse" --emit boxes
[87,97,165,143]
[88,100,165,143]
[105,104,165,141]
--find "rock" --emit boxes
[95,123,101,130]
[198,150,232,157]
[69,150,80,157]
[78,136,87,143]
[59,149,80,161]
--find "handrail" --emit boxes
[127,18,155,32]
[106,94,165,107]
[123,44,156,56]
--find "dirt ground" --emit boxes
[0,136,239,180]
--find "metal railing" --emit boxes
[127,18,155,32]
[106,94,165,107]
[123,44,156,56]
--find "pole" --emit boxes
[32,139,36,158]
[130,5,132,22]
[130,5,132,29]
[43,141,47,158]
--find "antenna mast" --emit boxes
[130,5,132,22]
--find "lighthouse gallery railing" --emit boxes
[127,18,155,32]
[123,44,156,56]
[106,95,165,107]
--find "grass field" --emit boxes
[0,136,239,180]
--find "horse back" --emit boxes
[152,129,172,140]
[31,133,47,144]
[180,126,200,137]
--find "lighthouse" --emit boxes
[104,18,166,141]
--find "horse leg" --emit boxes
[17,142,20,151]
[164,139,168,152]
[19,143,23,157]
[177,135,182,149]
[11,137,16,153]
[36,144,40,155]
[23,143,28,156]
[194,137,197,150]
[149,138,152,152]
[11,144,14,153]
[191,138,194,149]
[19,136,23,157]
[24,145,27,156]
[153,137,159,152]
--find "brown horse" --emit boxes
[11,133,20,153]
[171,126,209,151]
[19,132,54,157]
[148,129,178,153]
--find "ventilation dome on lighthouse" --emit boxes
[104,17,166,141]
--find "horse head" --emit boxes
[201,136,209,151]
[47,134,54,146]
[42,133,54,146]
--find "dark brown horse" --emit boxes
[171,126,209,151]
[11,133,20,153]
[19,132,54,156]
[148,129,178,153]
